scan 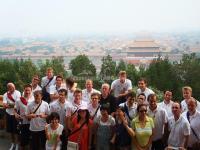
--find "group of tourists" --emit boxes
[2,68,200,150]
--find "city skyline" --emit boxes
[0,0,200,37]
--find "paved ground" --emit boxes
[0,130,11,150]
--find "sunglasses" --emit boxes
[139,109,147,113]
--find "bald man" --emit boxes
[182,98,200,149]
[3,82,21,150]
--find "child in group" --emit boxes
[45,112,64,150]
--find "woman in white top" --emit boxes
[45,112,64,150]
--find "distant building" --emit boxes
[126,40,161,57]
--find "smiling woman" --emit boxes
[131,104,154,150]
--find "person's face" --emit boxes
[86,81,93,91]
[187,99,197,113]
[32,77,40,85]
[172,103,181,117]
[74,92,82,102]
[8,85,15,93]
[183,90,192,99]
[138,80,146,90]
[137,95,146,104]
[34,93,42,103]
[119,74,126,83]
[58,92,66,102]
[91,95,99,105]
[101,109,108,116]
[101,85,109,96]
[149,96,157,110]
[164,91,172,101]
[138,106,147,117]
[51,118,59,125]
[79,110,87,118]
[116,109,124,119]
[24,87,32,97]
[127,96,135,106]
[56,77,63,86]
[46,70,53,78]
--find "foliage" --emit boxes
[99,55,116,83]
[69,55,96,89]
[39,56,67,78]
[69,55,96,77]
[0,59,38,93]
[173,53,200,100]
[145,56,181,100]
[116,59,126,75]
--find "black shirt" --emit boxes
[100,94,116,114]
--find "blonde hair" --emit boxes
[182,86,192,93]
[119,71,126,76]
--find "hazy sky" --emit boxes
[0,0,200,37]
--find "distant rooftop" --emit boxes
[128,40,160,48]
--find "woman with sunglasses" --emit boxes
[131,103,154,150]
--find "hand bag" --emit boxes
[67,141,79,150]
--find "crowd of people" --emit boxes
[2,68,200,150]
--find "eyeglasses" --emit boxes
[92,97,98,100]
[139,109,147,113]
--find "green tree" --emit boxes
[173,53,200,100]
[146,56,181,100]
[39,56,67,77]
[116,59,127,75]
[126,64,138,86]
[99,55,116,83]
[69,55,96,77]
[0,59,38,93]
[69,55,96,89]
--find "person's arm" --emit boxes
[53,134,60,150]
[183,135,189,149]
[144,127,155,150]
[162,122,169,146]
[2,94,9,109]
[26,105,37,119]
[39,104,50,119]
[122,117,135,137]
[45,125,51,140]
[132,136,143,150]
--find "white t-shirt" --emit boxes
[49,85,66,102]
[32,84,42,93]
[82,88,101,104]
[3,90,21,115]
[168,115,190,147]
[181,99,200,113]
[67,89,74,104]
[147,106,168,141]
[50,100,70,126]
[136,87,154,103]
[119,102,137,120]
[41,76,56,93]
[65,101,88,117]
[45,123,64,150]
[158,100,174,118]
[182,111,200,147]
[15,96,34,124]
[111,79,132,97]
[26,100,50,131]
[88,104,101,120]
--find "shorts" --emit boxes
[6,113,17,134]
